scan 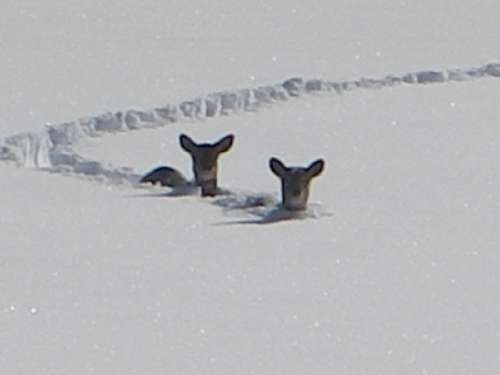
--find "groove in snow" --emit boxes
[0,62,498,186]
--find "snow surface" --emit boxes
[1,1,500,375]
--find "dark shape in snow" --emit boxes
[140,166,188,187]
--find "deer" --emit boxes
[269,157,325,211]
[140,133,234,197]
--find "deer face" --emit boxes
[269,157,325,211]
[180,134,234,196]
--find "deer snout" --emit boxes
[195,168,216,183]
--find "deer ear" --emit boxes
[179,134,196,154]
[214,134,234,154]
[269,157,289,178]
[306,159,325,178]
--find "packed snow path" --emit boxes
[1,62,499,185]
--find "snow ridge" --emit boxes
[0,62,499,185]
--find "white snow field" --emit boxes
[1,1,500,375]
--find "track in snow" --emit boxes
[1,62,499,186]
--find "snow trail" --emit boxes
[0,62,499,185]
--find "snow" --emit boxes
[1,1,500,374]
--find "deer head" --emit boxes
[180,133,234,196]
[269,157,325,210]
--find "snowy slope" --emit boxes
[1,0,499,132]
[2,76,500,375]
[1,1,500,375]
[2,63,498,187]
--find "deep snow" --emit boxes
[1,1,500,375]
[2,62,498,188]
[2,0,499,132]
